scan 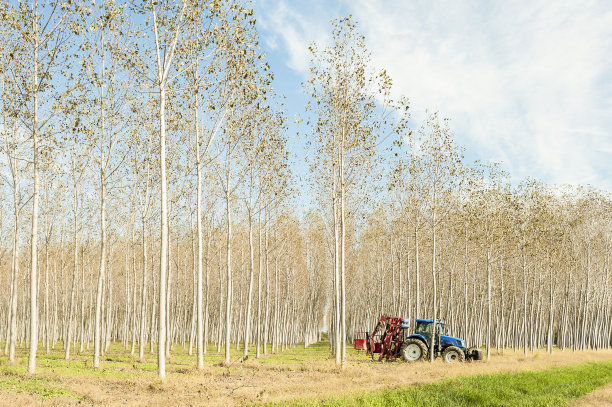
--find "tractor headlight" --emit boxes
[457,339,464,347]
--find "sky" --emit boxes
[252,0,612,192]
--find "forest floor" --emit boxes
[1,341,612,406]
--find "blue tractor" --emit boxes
[400,318,483,362]
[361,316,484,362]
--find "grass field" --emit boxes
[267,361,612,406]
[1,341,612,406]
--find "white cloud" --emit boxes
[256,0,331,72]
[256,0,612,190]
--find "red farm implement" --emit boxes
[360,315,408,361]
[353,331,367,350]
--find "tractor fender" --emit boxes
[440,335,466,348]
[407,334,429,347]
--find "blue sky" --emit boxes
[253,0,612,192]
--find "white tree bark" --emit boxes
[28,18,40,374]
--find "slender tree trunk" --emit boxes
[204,232,210,354]
[8,190,19,362]
[256,209,263,358]
[93,177,107,368]
[79,246,85,352]
[195,108,204,369]
[548,254,554,354]
[65,187,79,360]
[158,82,169,378]
[339,140,346,368]
[429,206,437,363]
[139,218,148,361]
[463,226,469,343]
[486,227,492,361]
[44,236,49,354]
[332,189,341,365]
[415,227,420,318]
[224,160,232,365]
[28,24,41,374]
[244,208,255,358]
[523,249,528,356]
[93,49,107,367]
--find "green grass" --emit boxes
[5,339,606,405]
[0,340,331,400]
[266,361,612,407]
[0,373,78,400]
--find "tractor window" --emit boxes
[415,322,432,336]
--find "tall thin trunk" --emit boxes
[139,218,148,361]
[28,15,41,374]
[263,215,270,355]
[548,253,554,354]
[415,227,420,318]
[243,207,255,358]
[44,233,49,354]
[79,246,85,352]
[339,138,346,368]
[224,155,232,365]
[256,208,263,358]
[486,227,492,361]
[429,204,437,363]
[93,174,106,368]
[332,190,340,365]
[523,248,528,356]
[463,226,469,343]
[204,231,210,354]
[151,0,186,377]
[158,82,169,378]
[93,52,107,369]
[8,182,19,362]
[195,102,204,369]
[65,186,79,360]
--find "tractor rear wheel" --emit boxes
[442,346,465,363]
[400,339,428,362]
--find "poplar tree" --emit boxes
[11,0,76,374]
[409,112,463,362]
[141,0,188,379]
[305,16,392,367]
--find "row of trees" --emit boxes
[346,171,610,359]
[0,0,312,378]
[0,2,609,380]
[303,17,610,365]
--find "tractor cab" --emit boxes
[414,319,436,340]
[412,319,445,346]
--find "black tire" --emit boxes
[400,338,428,362]
[473,349,484,361]
[442,346,465,363]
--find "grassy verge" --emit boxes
[266,360,612,407]
[0,371,78,401]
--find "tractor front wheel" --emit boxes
[400,339,428,362]
[442,346,465,363]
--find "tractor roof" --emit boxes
[415,319,445,324]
